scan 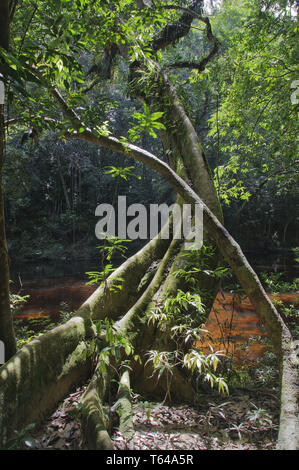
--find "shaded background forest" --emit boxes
[4,0,298,277]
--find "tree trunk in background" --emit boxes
[56,154,71,211]
[130,66,223,313]
[0,0,16,360]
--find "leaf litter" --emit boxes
[28,385,279,450]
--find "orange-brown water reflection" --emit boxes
[14,279,298,365]
[14,278,97,322]
[198,292,298,364]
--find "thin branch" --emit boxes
[50,88,83,127]
[177,20,205,33]
[151,0,205,52]
[19,4,38,51]
[237,160,299,215]
[80,77,102,95]
[161,12,219,74]
[5,116,57,127]
[9,0,19,23]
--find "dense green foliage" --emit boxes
[1,0,297,263]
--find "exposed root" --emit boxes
[0,230,171,446]
[76,127,299,449]
[80,235,185,448]
[81,363,115,450]
[112,370,134,441]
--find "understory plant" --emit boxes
[146,249,231,401]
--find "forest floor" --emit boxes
[29,384,279,451]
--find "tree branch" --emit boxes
[5,116,57,127]
[9,0,18,23]
[162,4,204,19]
[165,16,219,73]
[19,3,38,51]
[151,0,205,52]
[237,161,299,215]
[150,2,219,73]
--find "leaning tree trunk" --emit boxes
[0,146,297,448]
[46,84,298,449]
[72,126,298,450]
[0,65,297,453]
[133,66,224,312]
[110,64,225,395]
[0,226,171,445]
[0,0,16,361]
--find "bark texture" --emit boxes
[81,362,115,450]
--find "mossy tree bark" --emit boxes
[0,228,171,445]
[0,0,16,361]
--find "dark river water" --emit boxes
[10,250,298,284]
